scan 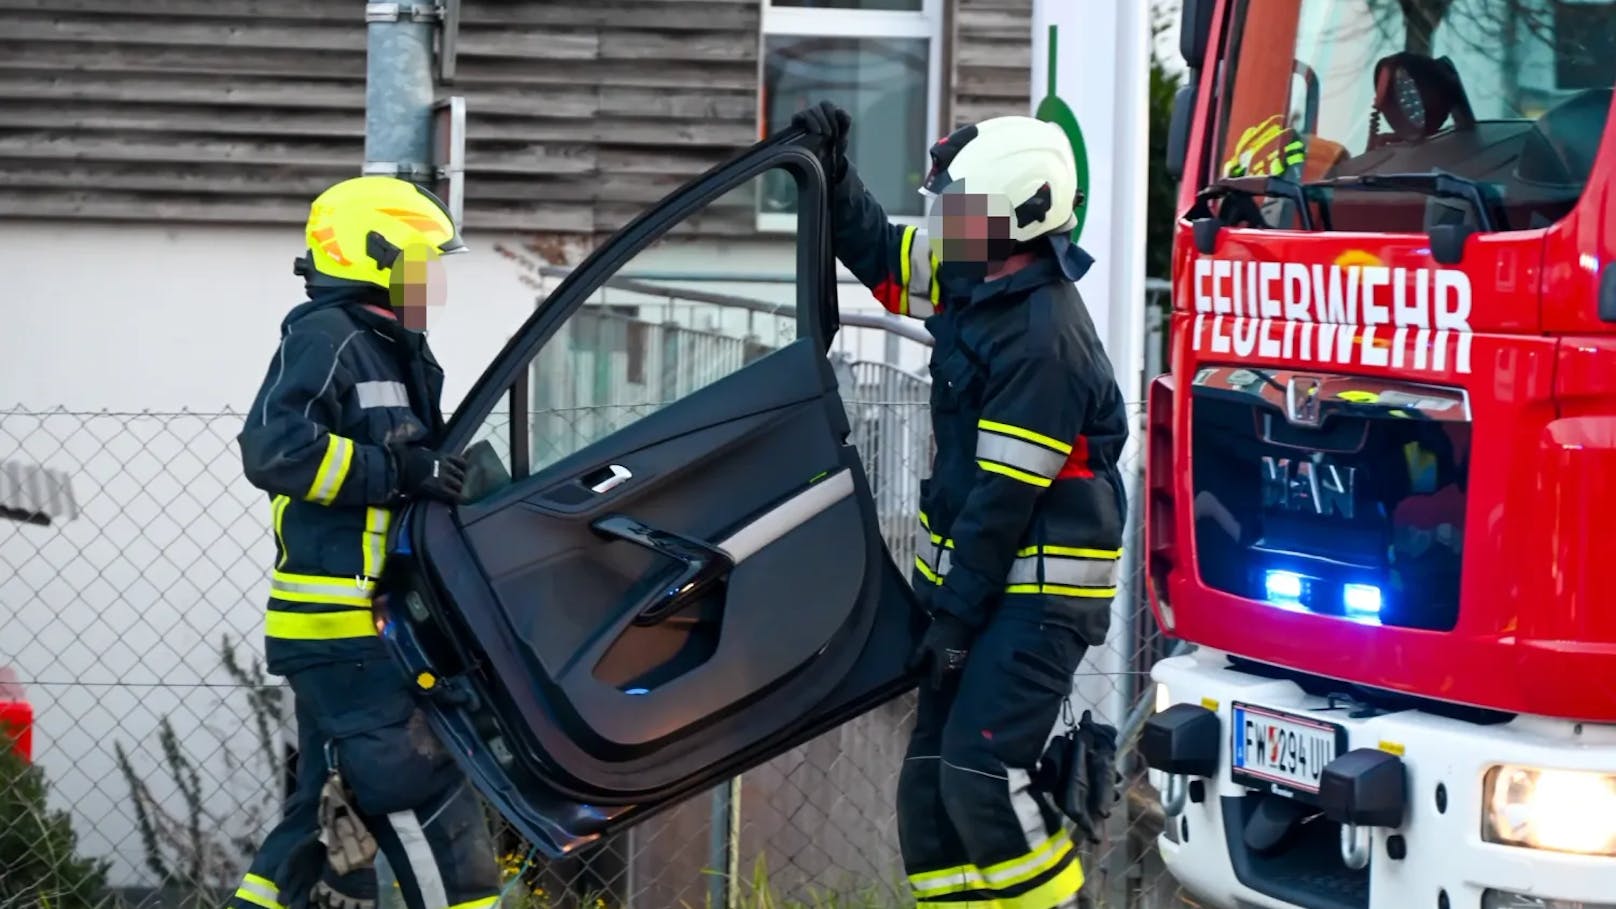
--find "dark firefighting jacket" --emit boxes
[237,286,446,674]
[829,168,1129,645]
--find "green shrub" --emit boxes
[0,727,111,909]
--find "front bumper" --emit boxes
[1143,649,1616,909]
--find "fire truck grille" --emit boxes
[1187,366,1471,632]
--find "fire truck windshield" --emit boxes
[1215,0,1616,233]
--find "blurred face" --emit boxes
[388,243,448,330]
[927,184,1016,265]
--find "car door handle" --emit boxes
[581,463,633,494]
[591,514,735,627]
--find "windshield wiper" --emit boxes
[1303,170,1508,263]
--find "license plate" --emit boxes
[1230,702,1346,801]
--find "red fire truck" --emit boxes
[1140,1,1616,907]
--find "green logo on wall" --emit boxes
[1034,24,1090,242]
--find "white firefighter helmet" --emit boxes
[919,115,1081,244]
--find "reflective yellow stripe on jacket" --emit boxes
[271,495,291,569]
[267,571,376,639]
[265,505,391,642]
[265,606,377,641]
[1005,544,1122,599]
[975,419,1071,488]
[913,513,1120,599]
[362,506,392,579]
[305,434,355,506]
[897,226,942,319]
[914,510,954,584]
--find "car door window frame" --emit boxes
[442,135,834,475]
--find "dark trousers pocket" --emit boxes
[291,659,456,816]
[292,659,417,738]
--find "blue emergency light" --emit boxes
[1264,570,1304,603]
[1263,568,1385,620]
[1343,583,1383,616]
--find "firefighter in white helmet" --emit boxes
[790,101,1129,909]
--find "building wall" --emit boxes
[0,0,1036,235]
[0,0,762,236]
[952,0,1034,127]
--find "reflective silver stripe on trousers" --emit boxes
[976,432,1067,479]
[356,380,411,409]
[1006,554,1120,588]
[270,576,375,599]
[387,811,449,909]
[238,875,279,903]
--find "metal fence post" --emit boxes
[706,776,743,909]
[706,784,729,908]
[727,776,742,906]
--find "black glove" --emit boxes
[1033,727,1095,842]
[1029,707,1122,844]
[1079,710,1122,828]
[789,100,852,183]
[392,445,467,504]
[1033,709,1122,844]
[908,610,975,690]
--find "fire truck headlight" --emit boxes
[1154,681,1172,714]
[1484,765,1616,856]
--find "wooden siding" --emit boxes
[951,0,1032,128]
[0,0,762,236]
[0,1,1035,239]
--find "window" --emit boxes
[461,166,803,502]
[758,0,943,231]
[1212,0,1615,232]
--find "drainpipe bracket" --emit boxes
[361,161,439,182]
[366,2,444,23]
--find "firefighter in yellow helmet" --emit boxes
[229,176,500,909]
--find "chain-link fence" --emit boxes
[1,283,1186,909]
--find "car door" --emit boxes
[376,132,924,858]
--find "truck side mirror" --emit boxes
[1166,81,1197,183]
[1180,0,1216,70]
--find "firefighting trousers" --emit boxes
[898,613,1089,909]
[228,686,377,909]
[228,657,500,909]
